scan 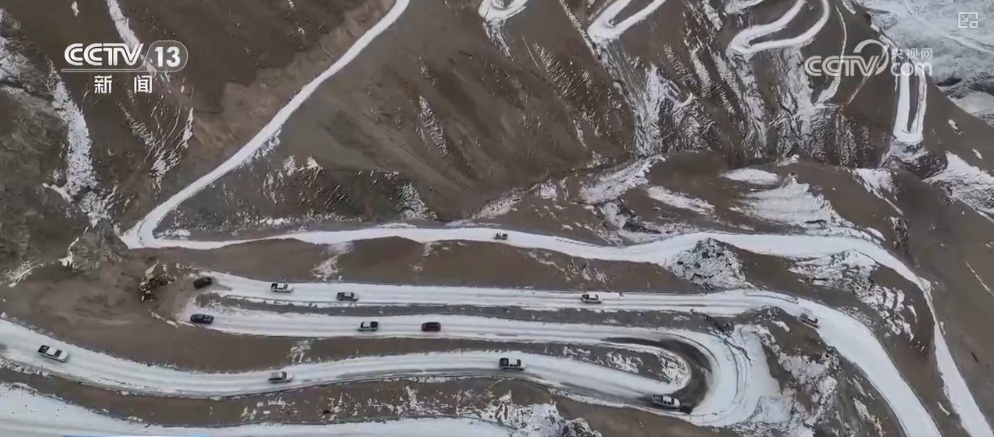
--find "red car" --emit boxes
[421,322,442,332]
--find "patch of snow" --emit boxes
[644,186,715,215]
[50,72,111,225]
[0,27,28,83]
[478,0,529,57]
[761,328,839,431]
[149,108,194,191]
[949,119,961,134]
[853,168,894,196]
[533,181,560,200]
[604,352,642,373]
[732,175,851,228]
[891,69,928,145]
[104,0,140,48]
[396,184,438,221]
[974,149,984,160]
[965,262,994,300]
[792,250,912,338]
[580,156,664,204]
[417,96,448,157]
[926,152,994,220]
[160,229,191,238]
[938,402,951,416]
[722,168,781,186]
[583,1,689,157]
[288,339,311,364]
[249,128,281,162]
[668,239,749,289]
[58,235,82,268]
[474,193,521,219]
[312,242,352,281]
[42,183,73,204]
[655,351,691,385]
[776,155,800,166]
[852,168,902,213]
[5,260,43,287]
[951,91,994,122]
[71,2,78,16]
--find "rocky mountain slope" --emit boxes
[1,0,994,436]
[4,0,992,266]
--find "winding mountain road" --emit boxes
[6,0,991,436]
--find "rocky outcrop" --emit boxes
[560,419,602,437]
[0,11,87,282]
[62,222,130,274]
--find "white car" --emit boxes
[580,293,602,304]
[650,394,681,410]
[37,345,69,362]
[800,311,819,327]
[270,282,293,293]
[358,321,379,332]
[268,371,293,383]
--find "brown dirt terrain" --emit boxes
[760,315,906,437]
[2,262,680,378]
[3,0,994,435]
[628,152,903,242]
[6,372,735,437]
[158,0,914,237]
[166,0,634,230]
[148,237,701,292]
[890,172,994,426]
[1,0,392,228]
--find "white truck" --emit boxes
[37,345,69,362]
[498,357,525,370]
[270,282,293,293]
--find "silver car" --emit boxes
[268,371,293,383]
[580,293,602,304]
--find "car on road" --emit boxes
[580,293,602,304]
[193,276,214,289]
[494,232,509,241]
[800,310,819,327]
[268,371,293,383]
[37,345,69,362]
[270,282,293,293]
[336,292,358,302]
[358,321,379,332]
[498,357,525,370]
[650,394,682,410]
[189,314,215,325]
[421,322,442,332]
